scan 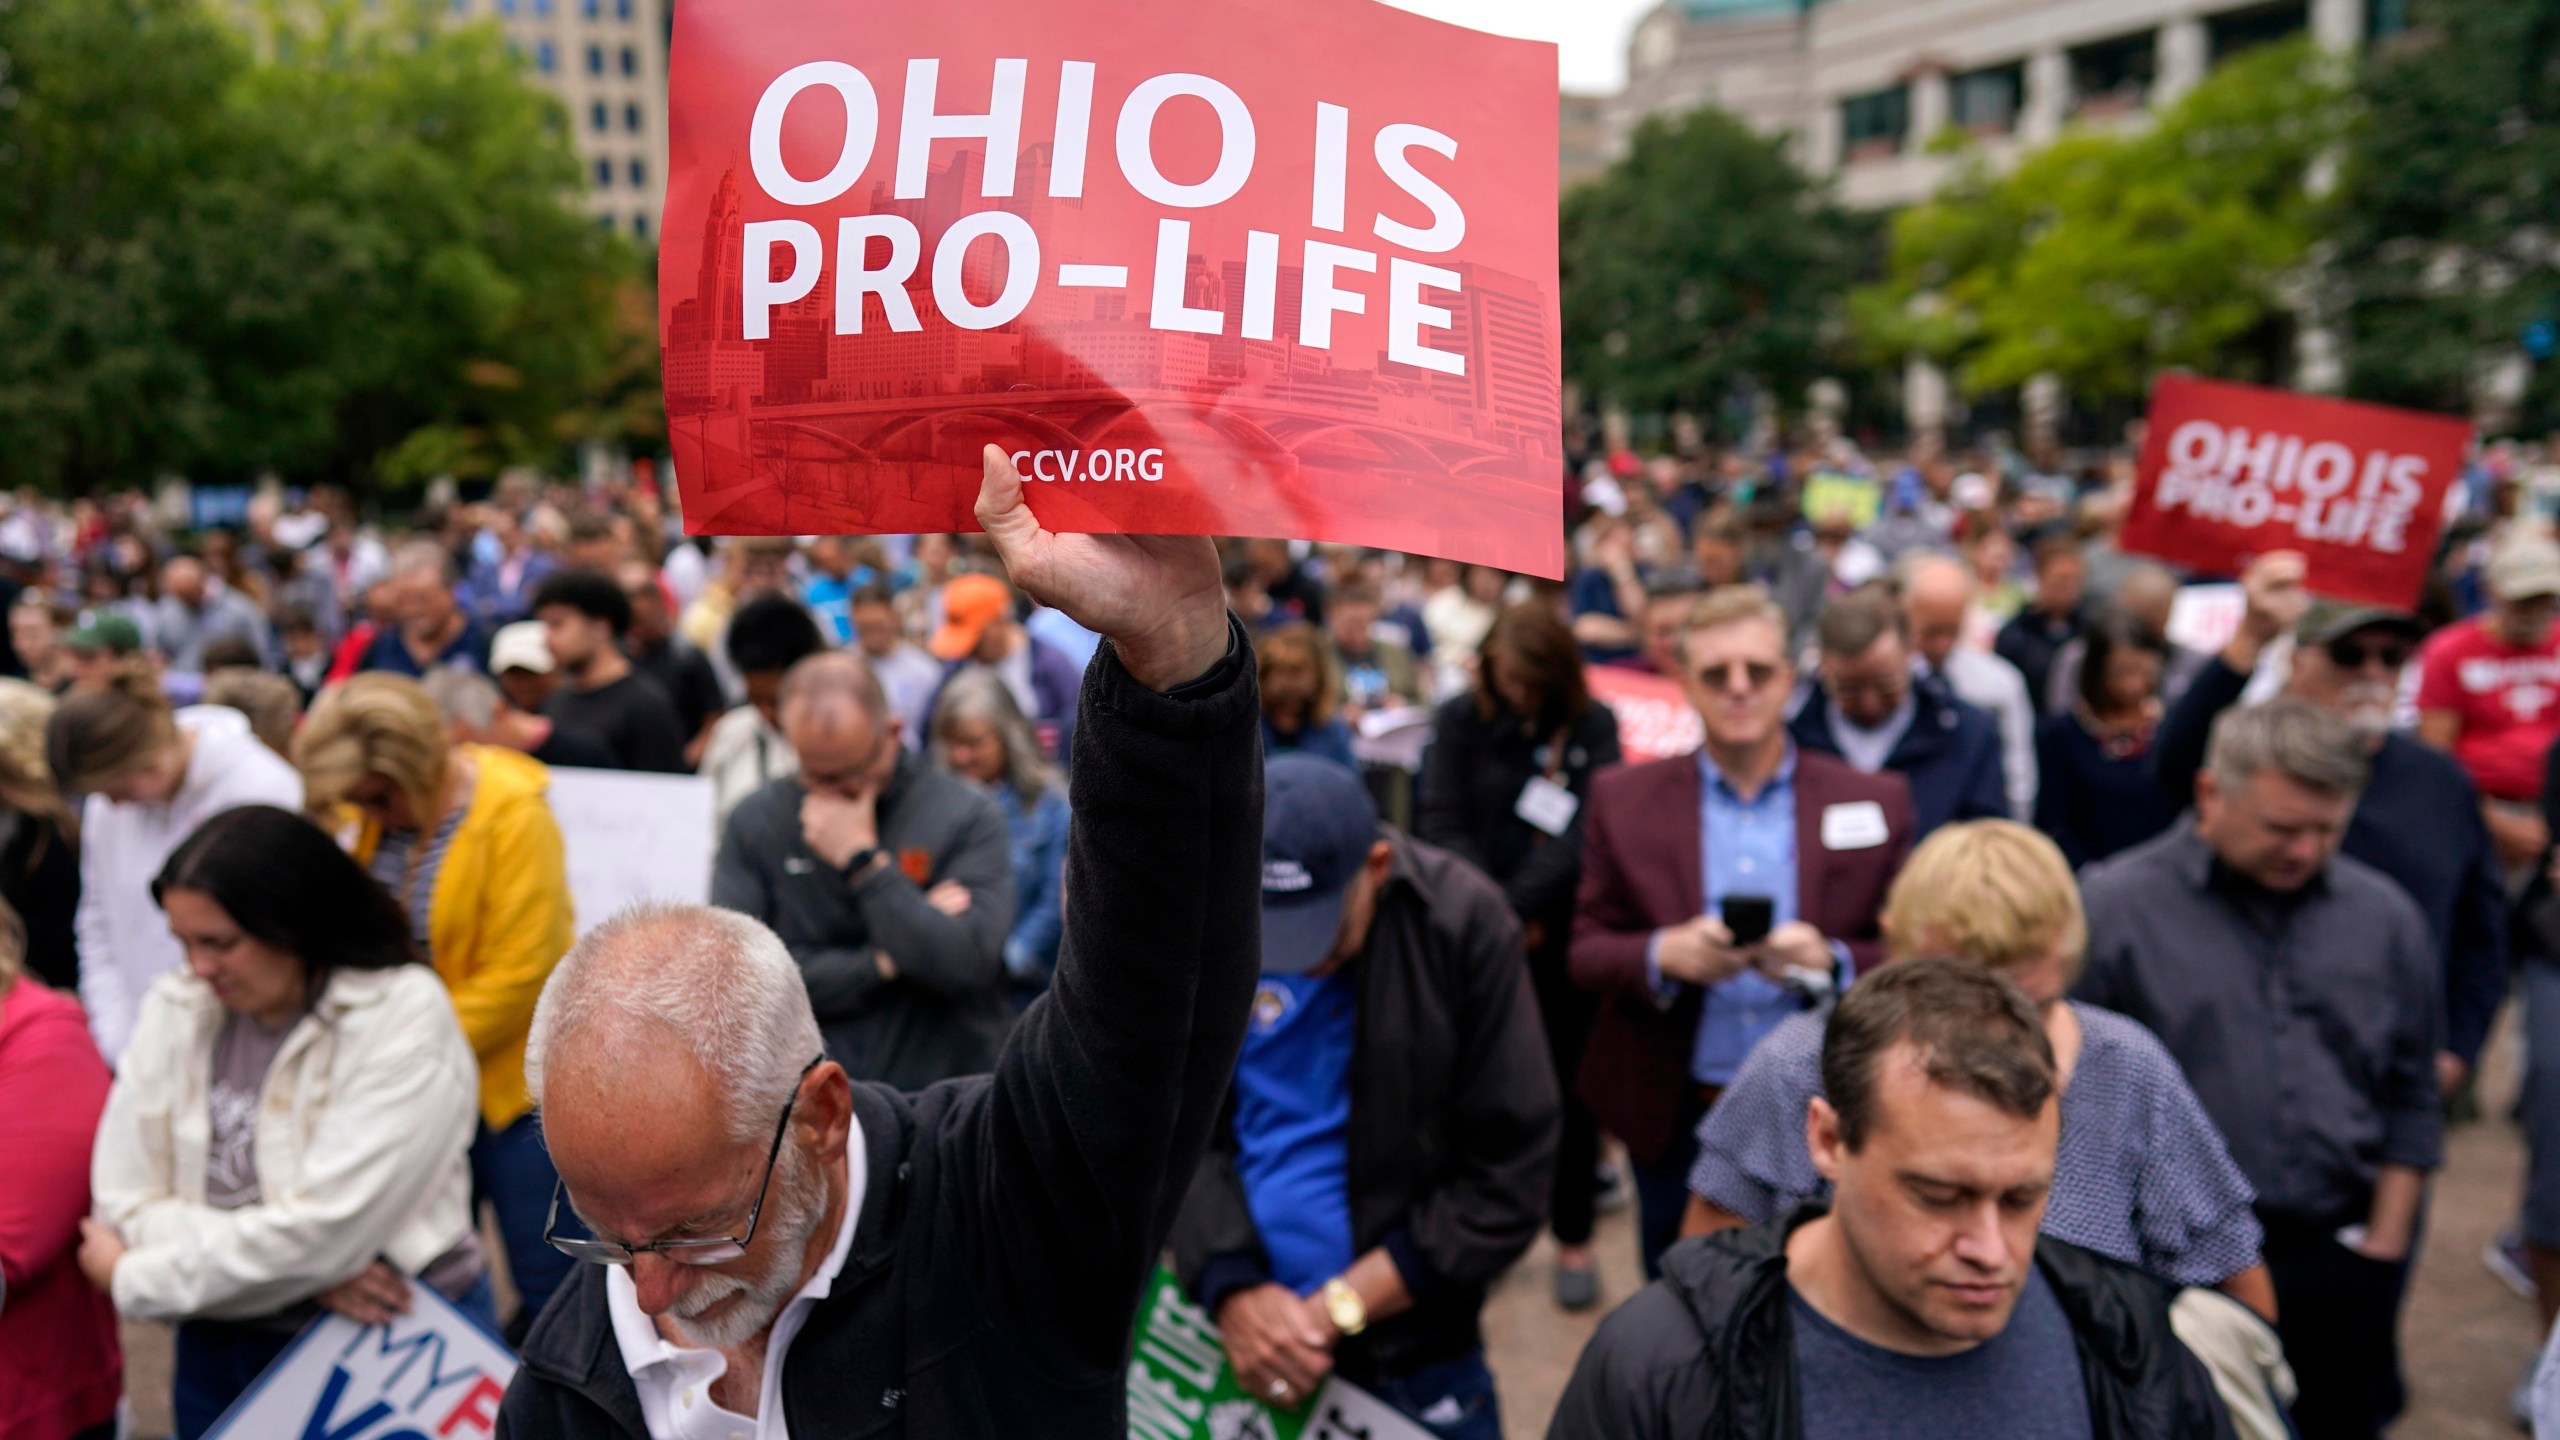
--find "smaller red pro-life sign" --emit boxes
[2119,375,2474,608]
[659,0,1564,576]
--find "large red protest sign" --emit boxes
[658,0,1564,576]
[1587,666,1702,765]
[2120,375,2473,608]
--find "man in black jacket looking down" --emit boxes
[1170,753,1559,1436]
[495,446,1258,1439]
[1549,959,2230,1440]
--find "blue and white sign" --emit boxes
[203,1285,516,1440]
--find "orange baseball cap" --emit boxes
[930,573,1014,660]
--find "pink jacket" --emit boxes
[0,980,119,1440]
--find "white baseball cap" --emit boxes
[490,620,553,675]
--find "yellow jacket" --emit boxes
[352,745,574,1130]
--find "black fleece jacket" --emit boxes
[496,619,1264,1440]
[1548,1205,2235,1440]
[1169,830,1560,1383]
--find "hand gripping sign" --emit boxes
[2119,375,2474,608]
[659,0,1564,576]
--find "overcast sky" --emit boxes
[1375,0,1659,94]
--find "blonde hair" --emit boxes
[1683,583,1790,642]
[295,673,452,824]
[1880,820,2087,981]
[47,660,177,792]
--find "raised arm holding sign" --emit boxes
[498,452,1259,1439]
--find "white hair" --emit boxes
[525,903,825,1145]
[421,667,499,729]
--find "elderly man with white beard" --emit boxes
[2150,550,2508,1103]
[493,446,1259,1440]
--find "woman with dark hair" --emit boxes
[2033,611,2183,868]
[1258,621,1358,768]
[79,806,484,1439]
[1415,601,1622,1310]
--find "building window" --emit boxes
[2209,1,2309,62]
[2368,0,2411,39]
[628,159,645,187]
[625,102,643,133]
[532,0,551,15]
[495,0,515,13]
[634,213,651,238]
[616,0,632,16]
[1949,62,2023,136]
[450,0,468,12]
[620,45,637,76]
[590,101,608,131]
[582,0,597,13]
[585,44,603,74]
[2068,33,2154,116]
[598,214,616,230]
[594,158,612,187]
[1840,85,1909,160]
[535,39,555,71]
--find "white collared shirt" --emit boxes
[606,1122,869,1440]
[1827,694,1916,775]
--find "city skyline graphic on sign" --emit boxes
[662,140,1562,573]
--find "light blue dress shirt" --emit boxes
[1645,747,1837,1086]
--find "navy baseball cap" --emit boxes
[1261,754,1380,975]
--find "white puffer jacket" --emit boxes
[90,964,478,1323]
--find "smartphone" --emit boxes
[1722,894,1774,948]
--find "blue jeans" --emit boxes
[474,1112,580,1329]
[174,1275,495,1440]
[1364,1351,1502,1440]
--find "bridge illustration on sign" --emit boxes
[664,155,1559,552]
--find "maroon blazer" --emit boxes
[1569,748,1915,1165]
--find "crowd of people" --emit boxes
[1,430,2558,1439]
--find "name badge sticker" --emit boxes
[1820,800,1889,851]
[1515,776,1580,837]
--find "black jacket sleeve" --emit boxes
[1545,1283,1705,1440]
[2149,655,2250,808]
[1395,890,1559,1298]
[1414,699,1492,871]
[1168,1141,1270,1317]
[966,618,1263,1376]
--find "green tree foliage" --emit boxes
[1855,39,2354,404]
[2334,0,2560,423]
[1561,108,1867,420]
[0,0,641,494]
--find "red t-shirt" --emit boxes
[2416,618,2560,801]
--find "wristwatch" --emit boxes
[840,846,883,879]
[1320,1277,1368,1337]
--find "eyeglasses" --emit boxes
[1695,661,1780,693]
[544,1054,825,1267]
[2325,637,2409,673]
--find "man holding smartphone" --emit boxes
[1572,585,1916,1276]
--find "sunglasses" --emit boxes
[543,1055,824,1267]
[2325,637,2409,672]
[1695,661,1781,693]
